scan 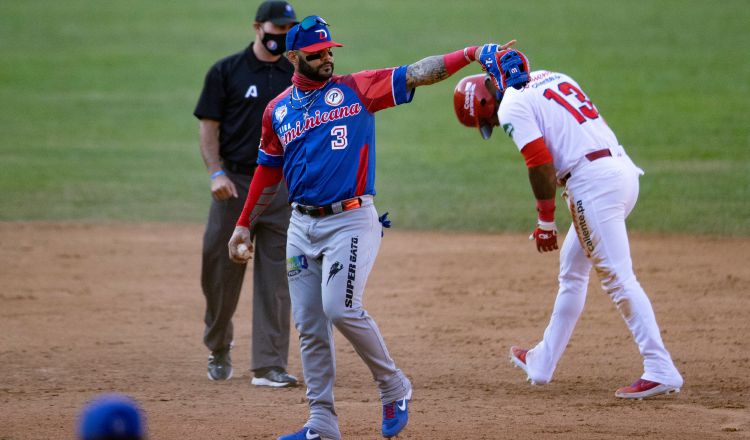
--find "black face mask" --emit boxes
[261,31,286,56]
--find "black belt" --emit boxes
[296,197,363,218]
[560,148,612,185]
[222,159,257,175]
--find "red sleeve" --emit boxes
[336,70,397,113]
[236,165,284,228]
[257,88,291,166]
[443,46,479,75]
[521,137,554,168]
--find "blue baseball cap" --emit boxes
[78,394,145,440]
[285,15,343,52]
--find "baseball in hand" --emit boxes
[237,244,251,259]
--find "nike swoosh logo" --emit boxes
[397,399,407,411]
[306,430,320,440]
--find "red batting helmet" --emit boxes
[453,74,499,140]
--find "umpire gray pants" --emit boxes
[201,169,292,372]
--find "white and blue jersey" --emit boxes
[258,65,415,206]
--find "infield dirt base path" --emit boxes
[1,223,749,439]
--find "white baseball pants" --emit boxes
[524,152,683,388]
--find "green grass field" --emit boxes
[1,0,748,234]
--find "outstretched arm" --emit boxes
[405,40,516,89]
[405,55,452,89]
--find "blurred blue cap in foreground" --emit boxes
[78,393,145,440]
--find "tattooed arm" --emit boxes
[405,40,516,90]
[406,55,451,89]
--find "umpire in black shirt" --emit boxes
[194,0,298,387]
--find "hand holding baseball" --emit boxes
[228,226,253,264]
[237,243,251,259]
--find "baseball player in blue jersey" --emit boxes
[227,15,514,440]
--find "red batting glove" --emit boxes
[530,220,558,253]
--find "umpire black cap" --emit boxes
[255,1,298,25]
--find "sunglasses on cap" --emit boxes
[290,15,330,52]
[300,15,328,29]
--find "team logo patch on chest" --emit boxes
[275,105,288,123]
[324,88,345,106]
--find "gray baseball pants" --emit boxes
[286,198,411,440]
[201,169,292,372]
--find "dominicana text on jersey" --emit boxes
[257,65,415,207]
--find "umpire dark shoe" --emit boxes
[207,348,233,381]
[251,367,298,388]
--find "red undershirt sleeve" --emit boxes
[443,46,479,75]
[521,137,554,168]
[236,165,284,228]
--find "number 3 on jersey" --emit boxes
[331,125,348,150]
[543,81,599,124]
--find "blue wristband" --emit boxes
[210,170,225,180]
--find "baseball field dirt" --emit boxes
[1,223,748,439]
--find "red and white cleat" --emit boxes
[615,378,681,399]
[509,346,535,384]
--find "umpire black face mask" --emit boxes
[261,31,287,56]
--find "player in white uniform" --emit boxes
[454,49,683,398]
